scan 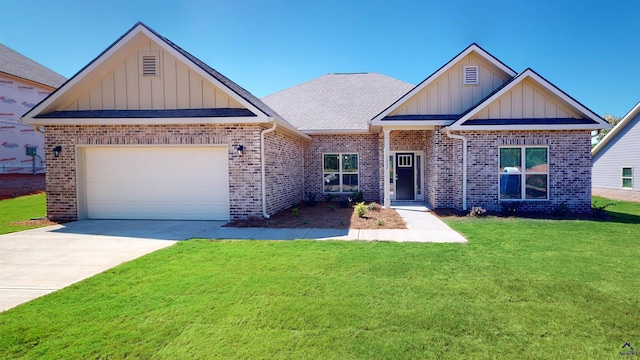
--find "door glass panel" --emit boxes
[389,155,394,193]
[416,155,421,195]
[398,154,412,167]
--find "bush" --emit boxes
[338,197,350,208]
[291,206,299,217]
[354,202,367,218]
[501,202,521,216]
[303,192,317,207]
[367,202,381,211]
[351,190,364,203]
[553,202,570,217]
[375,219,384,226]
[469,206,488,217]
[324,193,335,202]
[328,204,336,212]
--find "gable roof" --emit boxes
[449,68,609,130]
[592,101,640,156]
[0,43,66,88]
[371,43,517,125]
[21,22,306,138]
[262,73,413,133]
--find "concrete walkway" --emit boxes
[0,204,465,311]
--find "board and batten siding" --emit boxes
[592,111,640,191]
[61,39,244,111]
[469,78,581,120]
[389,53,510,116]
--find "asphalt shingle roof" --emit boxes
[262,73,413,131]
[0,43,66,88]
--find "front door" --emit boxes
[395,153,414,200]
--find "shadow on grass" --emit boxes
[433,208,640,225]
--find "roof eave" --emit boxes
[592,101,640,156]
[22,116,268,126]
[448,123,609,131]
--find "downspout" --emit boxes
[445,128,468,211]
[261,122,277,219]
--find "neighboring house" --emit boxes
[22,23,609,222]
[592,102,640,202]
[0,43,66,173]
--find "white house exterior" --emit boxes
[592,102,640,202]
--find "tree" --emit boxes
[594,114,621,144]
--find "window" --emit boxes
[499,147,548,200]
[324,153,358,192]
[622,167,633,189]
[463,65,478,85]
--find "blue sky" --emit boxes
[1,0,638,117]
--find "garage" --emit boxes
[80,146,229,220]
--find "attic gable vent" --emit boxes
[464,65,478,85]
[139,52,160,77]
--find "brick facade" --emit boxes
[264,127,305,215]
[45,124,593,221]
[304,134,380,202]
[44,124,303,221]
[463,130,592,214]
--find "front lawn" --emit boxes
[1,199,639,358]
[0,193,49,235]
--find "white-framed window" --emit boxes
[463,65,479,85]
[323,153,359,192]
[139,52,160,78]
[622,167,633,189]
[499,146,549,200]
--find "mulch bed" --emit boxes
[0,173,46,200]
[226,201,407,229]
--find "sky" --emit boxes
[1,0,638,118]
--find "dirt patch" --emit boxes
[226,201,407,229]
[0,174,46,200]
[9,218,58,227]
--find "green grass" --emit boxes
[0,193,46,235]
[593,195,640,220]
[0,198,639,358]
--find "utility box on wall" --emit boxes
[25,146,37,156]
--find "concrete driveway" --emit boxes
[0,211,465,312]
[0,220,224,312]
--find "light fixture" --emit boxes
[237,145,244,156]
[52,145,62,158]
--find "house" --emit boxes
[22,23,609,222]
[0,43,66,173]
[592,102,640,202]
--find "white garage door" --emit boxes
[83,146,229,220]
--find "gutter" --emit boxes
[261,122,278,218]
[445,128,468,211]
